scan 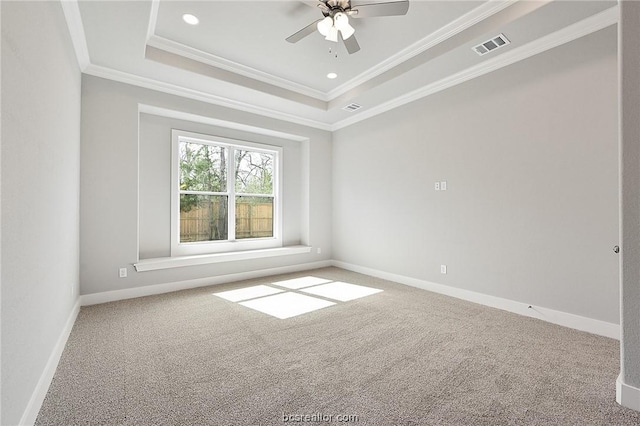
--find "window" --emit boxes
[171,130,282,256]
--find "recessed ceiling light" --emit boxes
[327,72,338,79]
[182,14,199,25]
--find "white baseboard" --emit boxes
[19,299,80,426]
[617,374,640,411]
[80,260,332,306]
[332,260,620,340]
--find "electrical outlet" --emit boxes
[441,181,447,191]
[119,268,128,278]
[435,182,440,191]
[317,247,322,254]
[440,265,447,274]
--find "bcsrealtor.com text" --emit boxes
[282,413,359,423]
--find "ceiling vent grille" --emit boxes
[473,33,510,56]
[342,103,362,112]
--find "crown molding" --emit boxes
[144,0,515,104]
[83,64,333,131]
[326,0,516,100]
[63,0,617,134]
[146,35,330,102]
[60,0,90,71]
[138,104,310,142]
[331,5,619,131]
[145,0,160,43]
[145,0,328,102]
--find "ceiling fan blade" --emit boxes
[286,19,322,43]
[299,0,318,8]
[299,0,328,11]
[350,0,410,18]
[342,33,361,54]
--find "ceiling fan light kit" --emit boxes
[326,26,339,42]
[334,13,355,39]
[317,16,333,36]
[317,12,354,41]
[286,0,410,55]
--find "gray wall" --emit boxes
[139,113,305,259]
[1,2,81,424]
[81,76,332,295]
[332,27,620,324]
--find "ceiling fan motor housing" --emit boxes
[320,0,354,18]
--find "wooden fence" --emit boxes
[180,201,273,242]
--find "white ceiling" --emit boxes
[70,0,618,130]
[153,1,480,92]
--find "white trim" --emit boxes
[59,0,90,71]
[143,1,513,102]
[19,299,80,426]
[136,107,141,263]
[82,259,331,305]
[332,260,620,340]
[135,245,312,272]
[145,0,160,43]
[169,130,283,257]
[327,0,515,100]
[138,104,309,142]
[82,64,333,131]
[331,5,619,131]
[70,2,617,133]
[147,35,328,101]
[617,375,640,411]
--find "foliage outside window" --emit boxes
[171,130,281,256]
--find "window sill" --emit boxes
[133,245,312,272]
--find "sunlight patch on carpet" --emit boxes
[214,277,383,319]
[271,276,332,289]
[301,282,383,302]
[213,285,283,302]
[239,292,335,319]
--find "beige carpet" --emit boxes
[36,267,640,425]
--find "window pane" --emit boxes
[179,142,227,192]
[235,150,274,194]
[235,196,273,239]
[180,195,228,242]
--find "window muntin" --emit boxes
[171,130,281,256]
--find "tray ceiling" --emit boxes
[69,0,618,130]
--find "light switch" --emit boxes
[441,181,447,191]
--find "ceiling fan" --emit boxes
[286,0,410,54]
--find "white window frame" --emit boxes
[170,129,282,256]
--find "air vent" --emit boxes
[473,33,510,56]
[342,103,362,112]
